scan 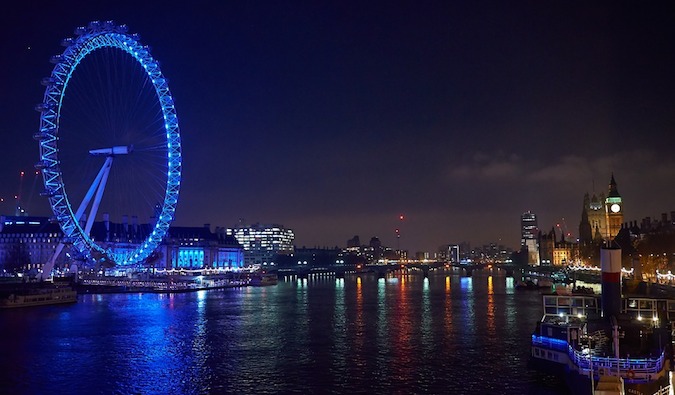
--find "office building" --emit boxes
[521,211,540,265]
[227,223,295,266]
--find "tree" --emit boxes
[2,241,30,273]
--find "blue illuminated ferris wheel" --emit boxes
[35,21,182,273]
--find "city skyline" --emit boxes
[2,2,675,252]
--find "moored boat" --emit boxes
[0,286,77,308]
[249,273,278,286]
[530,248,672,395]
[515,278,538,289]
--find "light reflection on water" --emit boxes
[0,271,568,394]
[487,275,496,337]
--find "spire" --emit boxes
[608,173,620,198]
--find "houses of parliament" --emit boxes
[579,174,624,244]
[536,174,624,265]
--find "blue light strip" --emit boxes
[532,335,664,374]
[531,334,569,351]
[36,21,181,267]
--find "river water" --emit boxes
[0,270,569,394]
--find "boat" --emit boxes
[530,248,672,395]
[515,276,553,290]
[551,271,573,284]
[0,286,77,308]
[249,273,278,286]
[515,278,538,289]
[536,278,554,288]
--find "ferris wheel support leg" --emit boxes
[38,158,113,281]
[73,157,113,223]
[84,158,112,236]
[38,242,66,281]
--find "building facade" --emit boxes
[161,225,244,269]
[521,211,540,265]
[227,223,294,266]
[448,245,460,264]
[0,216,66,273]
[0,216,244,273]
[579,174,624,243]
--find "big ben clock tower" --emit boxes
[605,174,623,240]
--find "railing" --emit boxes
[79,277,247,290]
[653,386,670,395]
[570,349,664,380]
[532,335,665,381]
[532,335,568,351]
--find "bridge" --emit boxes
[270,261,515,278]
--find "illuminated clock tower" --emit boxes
[604,174,623,240]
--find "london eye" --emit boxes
[35,21,182,274]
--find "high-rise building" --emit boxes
[521,211,540,265]
[448,244,460,264]
[347,235,360,248]
[227,223,294,266]
[521,211,538,240]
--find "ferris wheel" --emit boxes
[35,21,182,275]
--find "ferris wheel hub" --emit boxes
[89,145,134,156]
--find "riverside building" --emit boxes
[521,211,540,265]
[0,215,244,273]
[227,223,295,266]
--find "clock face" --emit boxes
[610,203,621,213]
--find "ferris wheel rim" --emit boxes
[35,21,182,266]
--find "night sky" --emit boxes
[2,1,675,252]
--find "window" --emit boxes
[544,296,557,306]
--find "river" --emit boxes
[0,270,569,394]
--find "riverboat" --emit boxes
[530,248,672,395]
[250,273,278,286]
[515,279,538,289]
[0,286,77,308]
[515,277,553,290]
